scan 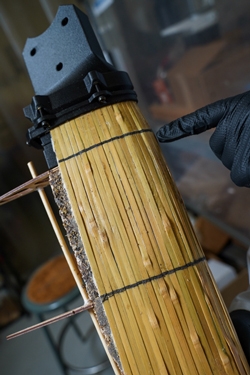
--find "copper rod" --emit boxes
[0,168,57,205]
[6,302,93,340]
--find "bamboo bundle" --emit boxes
[49,100,249,375]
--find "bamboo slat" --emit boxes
[49,101,249,375]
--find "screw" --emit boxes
[98,95,106,103]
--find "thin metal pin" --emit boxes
[6,302,93,340]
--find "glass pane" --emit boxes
[84,0,250,244]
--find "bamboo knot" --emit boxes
[88,218,98,231]
[114,106,124,127]
[99,230,109,243]
[190,330,200,348]
[148,310,159,330]
[105,121,111,128]
[142,255,152,269]
[162,213,171,233]
[78,201,84,214]
[84,161,92,174]
[169,286,178,305]
[219,351,230,367]
[159,280,168,299]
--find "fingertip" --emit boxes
[230,162,250,188]
[156,125,172,142]
[156,121,187,142]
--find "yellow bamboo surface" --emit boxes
[50,101,249,375]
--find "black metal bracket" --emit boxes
[24,69,137,149]
[22,5,137,169]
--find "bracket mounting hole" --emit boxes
[56,62,63,71]
[30,48,36,56]
[61,17,68,26]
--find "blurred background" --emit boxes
[1,0,250,373]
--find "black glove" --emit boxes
[156,91,250,187]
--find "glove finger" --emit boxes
[209,91,250,170]
[230,115,250,187]
[230,141,250,187]
[209,121,228,163]
[156,98,227,142]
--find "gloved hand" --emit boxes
[156,91,250,187]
